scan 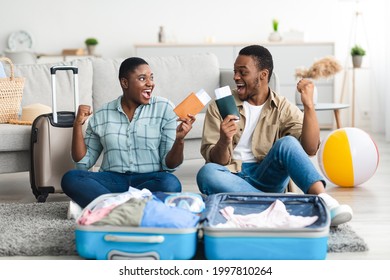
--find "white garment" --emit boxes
[216,199,318,228]
[93,187,152,211]
[233,101,263,162]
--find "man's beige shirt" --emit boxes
[201,88,304,173]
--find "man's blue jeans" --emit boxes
[197,136,325,195]
[61,170,181,208]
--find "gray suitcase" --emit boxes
[30,66,79,202]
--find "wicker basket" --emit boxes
[0,57,25,123]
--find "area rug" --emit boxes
[0,201,368,257]
[0,201,77,257]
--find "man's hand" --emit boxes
[220,115,238,144]
[297,79,315,109]
[209,114,238,165]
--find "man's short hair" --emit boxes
[119,57,149,80]
[239,45,274,82]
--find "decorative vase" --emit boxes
[268,32,282,42]
[158,26,166,43]
[352,55,363,68]
[86,45,96,56]
[295,85,318,105]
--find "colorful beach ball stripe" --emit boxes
[318,127,379,187]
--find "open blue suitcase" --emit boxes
[75,193,199,260]
[201,193,330,260]
[75,192,329,260]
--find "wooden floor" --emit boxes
[0,130,389,260]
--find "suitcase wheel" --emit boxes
[37,194,48,203]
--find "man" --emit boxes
[62,57,195,209]
[196,45,352,226]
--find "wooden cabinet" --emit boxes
[135,42,335,128]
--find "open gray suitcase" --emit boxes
[30,66,79,202]
[201,193,330,260]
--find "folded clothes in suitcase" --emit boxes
[75,190,200,260]
[201,193,330,260]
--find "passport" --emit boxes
[174,89,211,119]
[215,86,240,120]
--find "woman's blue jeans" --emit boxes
[197,136,325,195]
[61,170,181,208]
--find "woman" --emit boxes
[61,57,195,208]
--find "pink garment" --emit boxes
[77,187,153,225]
[217,199,318,228]
[78,205,117,225]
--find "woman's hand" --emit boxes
[176,114,196,141]
[75,105,92,126]
[72,105,91,161]
[166,114,196,168]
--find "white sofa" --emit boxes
[0,53,279,175]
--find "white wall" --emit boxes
[0,0,388,135]
[0,0,357,58]
[386,0,390,142]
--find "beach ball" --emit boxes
[318,127,379,187]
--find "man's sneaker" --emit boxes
[329,204,353,227]
[67,200,83,220]
[318,193,353,226]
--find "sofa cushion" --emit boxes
[92,53,220,112]
[91,57,123,110]
[145,53,220,107]
[0,124,31,152]
[8,60,93,112]
[0,151,30,173]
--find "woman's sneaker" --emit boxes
[318,193,353,226]
[67,200,83,220]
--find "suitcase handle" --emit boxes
[104,234,165,243]
[50,65,78,74]
[50,65,79,124]
[108,250,160,260]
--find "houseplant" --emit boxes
[268,19,282,42]
[85,37,99,55]
[350,45,366,68]
[272,19,279,33]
